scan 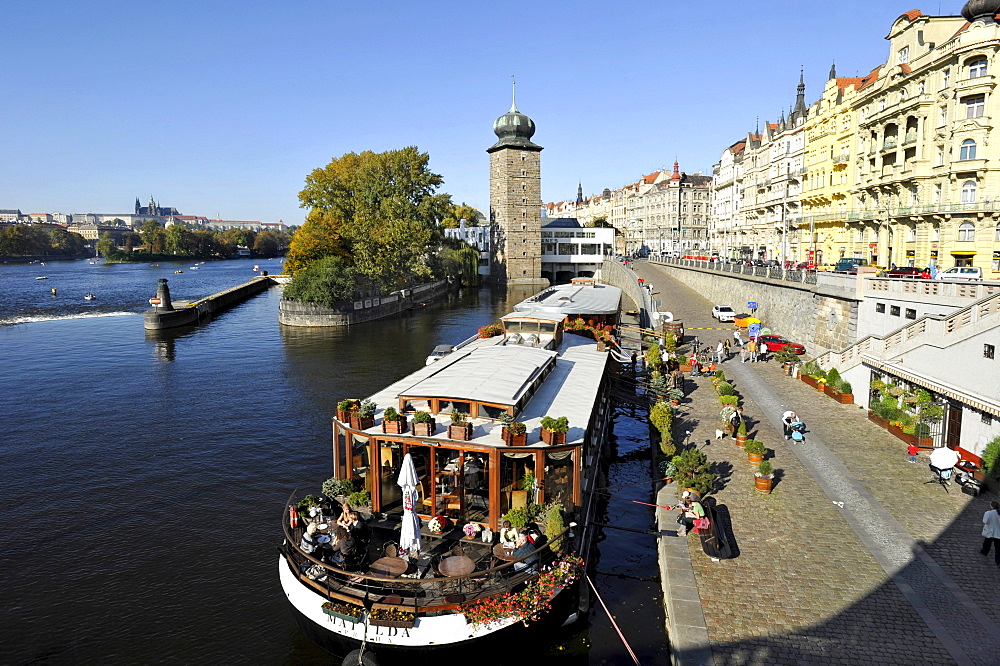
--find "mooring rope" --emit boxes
[585,573,641,666]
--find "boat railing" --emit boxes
[280,492,571,613]
[451,333,480,352]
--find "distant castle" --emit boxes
[134,195,180,217]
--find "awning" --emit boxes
[950,251,976,255]
[863,355,1000,418]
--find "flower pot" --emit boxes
[541,429,567,446]
[782,363,792,375]
[322,606,361,623]
[448,423,472,440]
[382,417,408,434]
[754,475,773,494]
[369,618,415,629]
[736,433,747,448]
[336,409,353,423]
[350,415,375,430]
[412,421,435,437]
[501,428,527,446]
[747,451,764,467]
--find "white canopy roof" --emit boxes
[514,283,621,316]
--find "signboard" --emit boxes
[747,301,758,310]
[807,249,815,270]
[748,322,761,338]
[149,298,161,306]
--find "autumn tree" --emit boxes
[293,146,452,286]
[440,203,482,228]
[95,231,118,258]
[139,220,165,253]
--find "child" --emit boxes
[907,443,918,463]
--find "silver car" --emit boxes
[712,305,736,322]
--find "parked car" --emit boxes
[938,266,982,281]
[833,257,869,274]
[815,263,838,272]
[885,266,930,279]
[712,305,736,322]
[758,334,806,355]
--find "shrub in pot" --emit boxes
[337,399,357,422]
[411,410,435,436]
[381,406,408,434]
[736,419,748,447]
[351,399,376,430]
[448,410,472,440]
[540,415,569,445]
[501,418,528,446]
[754,460,774,494]
[744,439,767,466]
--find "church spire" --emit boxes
[829,61,837,81]
[576,182,584,204]
[791,68,808,124]
[510,74,518,113]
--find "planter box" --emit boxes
[368,617,416,629]
[823,385,855,404]
[867,411,888,430]
[800,375,819,389]
[350,415,375,430]
[412,421,435,437]
[541,429,567,446]
[336,409,353,423]
[322,607,361,624]
[448,423,472,440]
[382,417,408,434]
[754,475,773,494]
[501,428,528,446]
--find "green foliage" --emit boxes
[714,370,726,382]
[503,507,530,529]
[774,348,799,364]
[358,399,376,418]
[450,410,467,424]
[646,343,662,369]
[648,371,668,395]
[668,388,685,401]
[522,471,537,492]
[297,494,320,513]
[506,421,527,435]
[435,240,480,285]
[839,381,853,395]
[662,332,677,353]
[719,395,739,406]
[383,406,400,422]
[920,403,945,423]
[0,225,88,257]
[757,460,774,477]
[982,436,1000,477]
[672,448,716,496]
[872,397,903,421]
[439,202,482,228]
[744,440,767,455]
[716,382,735,397]
[337,399,356,412]
[347,490,371,507]
[322,477,355,497]
[412,410,433,424]
[283,255,358,307]
[800,360,825,378]
[738,420,748,435]
[540,416,569,433]
[658,459,678,479]
[297,146,452,288]
[825,367,842,385]
[649,400,673,432]
[545,503,566,553]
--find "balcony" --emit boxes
[902,132,918,146]
[834,152,850,164]
[881,138,898,152]
[954,74,996,93]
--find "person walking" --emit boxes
[733,329,743,347]
[691,336,701,354]
[907,443,919,463]
[740,345,748,363]
[982,501,1000,567]
[716,340,725,364]
[729,405,744,438]
[723,338,732,360]
[748,339,759,362]
[689,354,699,377]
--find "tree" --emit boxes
[296,146,452,285]
[165,225,195,255]
[440,202,482,228]
[254,230,280,257]
[139,220,165,253]
[283,255,358,307]
[47,227,87,256]
[96,231,118,258]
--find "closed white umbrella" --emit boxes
[929,447,960,470]
[397,453,422,557]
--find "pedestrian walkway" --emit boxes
[633,260,1000,666]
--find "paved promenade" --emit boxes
[633,261,1000,666]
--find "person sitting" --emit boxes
[498,520,518,547]
[339,508,370,547]
[327,526,357,569]
[512,534,539,573]
[675,496,705,536]
[300,522,320,555]
[336,503,354,529]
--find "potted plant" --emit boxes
[754,460,774,494]
[462,522,482,540]
[427,515,450,533]
[448,410,472,440]
[336,399,358,423]
[367,607,416,629]
[775,349,798,374]
[744,439,767,467]
[322,601,362,623]
[668,388,684,406]
[350,399,376,430]
[501,418,528,446]
[735,419,748,448]
[381,406,408,434]
[659,459,678,483]
[540,415,569,445]
[411,410,435,436]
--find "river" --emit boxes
[0,259,665,664]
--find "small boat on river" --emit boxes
[35,276,48,280]
[279,279,623,662]
[84,293,96,301]
[174,270,183,274]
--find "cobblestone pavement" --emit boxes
[633,261,1000,666]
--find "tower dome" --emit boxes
[487,81,542,153]
[962,0,1000,23]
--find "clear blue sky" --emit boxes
[1,1,958,224]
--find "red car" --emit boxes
[885,266,930,279]
[758,334,806,355]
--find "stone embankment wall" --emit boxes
[648,260,861,354]
[144,276,273,330]
[278,279,454,327]
[598,259,651,328]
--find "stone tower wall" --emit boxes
[489,148,546,285]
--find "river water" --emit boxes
[0,259,665,665]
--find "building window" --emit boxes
[908,225,917,241]
[890,305,901,316]
[968,57,988,79]
[906,308,916,319]
[876,302,886,313]
[937,145,945,165]
[958,221,976,241]
[880,98,886,112]
[985,343,995,359]
[960,139,977,160]
[943,68,951,88]
[964,95,985,118]
[919,80,926,94]
[961,182,977,204]
[995,222,1000,241]
[939,107,947,126]
[983,413,993,425]
[898,46,910,64]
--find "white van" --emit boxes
[938,266,982,281]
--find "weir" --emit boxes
[143,275,275,330]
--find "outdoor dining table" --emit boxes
[437,555,475,577]
[492,543,518,562]
[369,556,409,578]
